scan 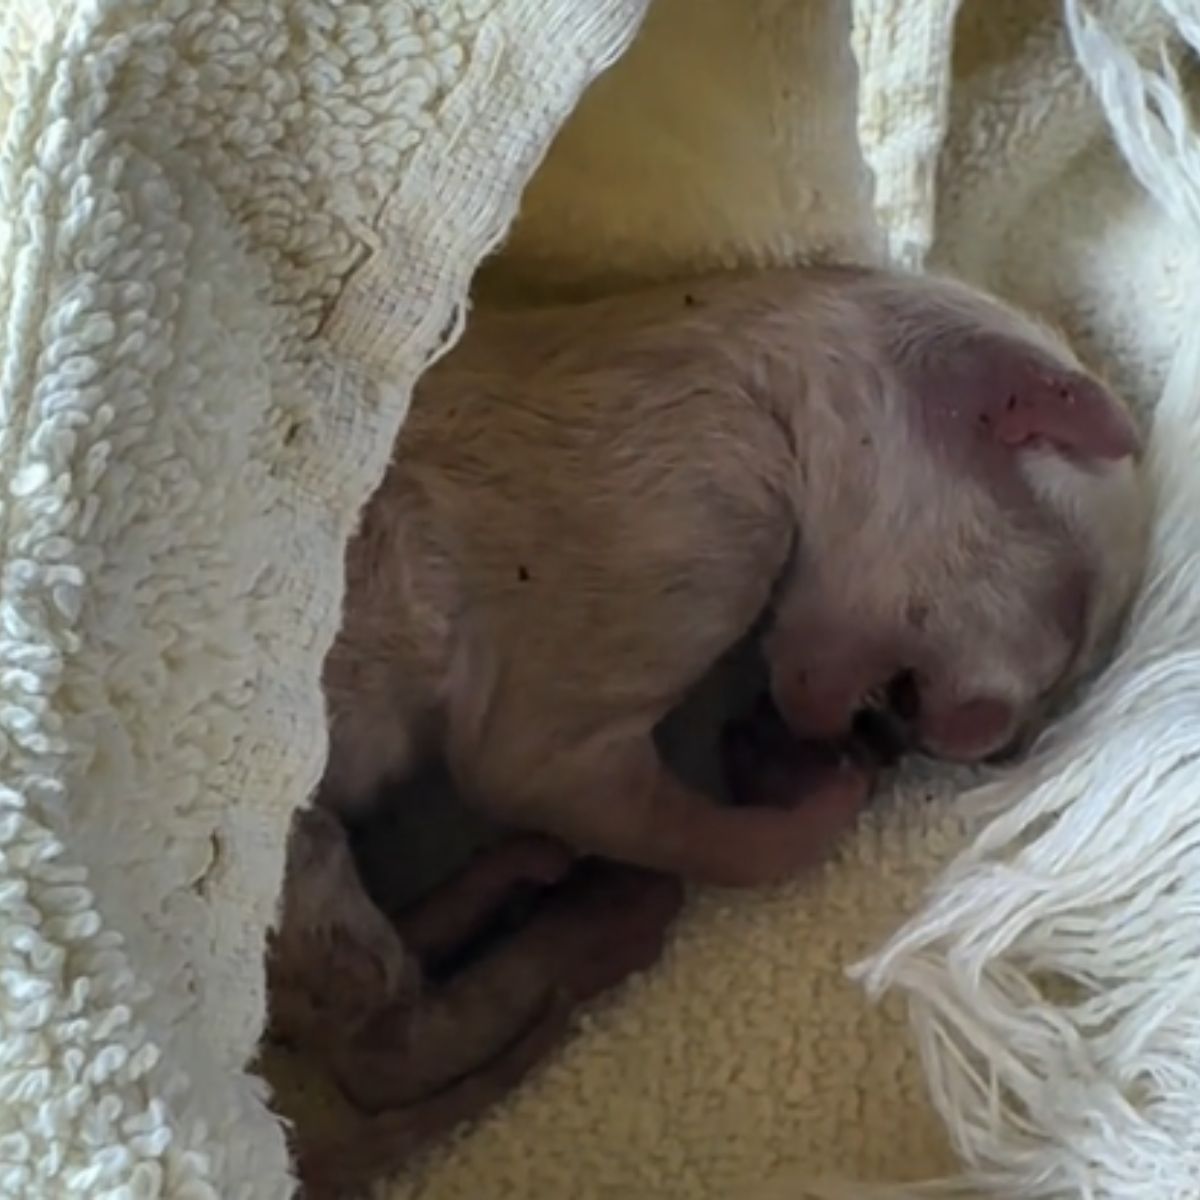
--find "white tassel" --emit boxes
[846,2,1200,1197]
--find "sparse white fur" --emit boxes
[314,264,1149,868]
[842,269,1147,682]
[272,264,1151,1196]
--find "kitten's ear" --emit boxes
[881,274,1141,461]
[905,317,1141,464]
[972,340,1141,462]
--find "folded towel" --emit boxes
[0,1,642,1194]
[3,1,1197,1197]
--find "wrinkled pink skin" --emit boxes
[272,266,1147,1195]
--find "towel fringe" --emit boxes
[839,3,1200,1197]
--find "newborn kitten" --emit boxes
[272,265,1149,1194]
[324,264,1145,867]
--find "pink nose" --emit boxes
[920,697,1015,762]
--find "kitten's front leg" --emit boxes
[463,733,872,888]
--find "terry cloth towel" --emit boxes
[2,1,1199,1199]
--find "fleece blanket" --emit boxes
[2,1,1199,1198]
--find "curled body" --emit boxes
[324,278,804,876]
[271,266,1149,1195]
[326,265,1147,861]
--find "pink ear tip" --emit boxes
[996,369,1142,462]
[1075,375,1142,461]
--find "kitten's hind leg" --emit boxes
[268,806,419,1043]
[331,856,680,1113]
[292,858,682,1198]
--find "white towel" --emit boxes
[2,1,1198,1197]
[0,2,643,1194]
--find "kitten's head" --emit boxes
[766,271,1150,763]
